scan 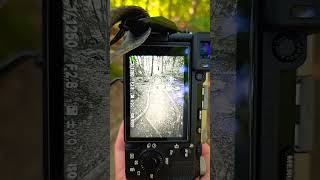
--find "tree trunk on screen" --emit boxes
[161,57,164,73]
[151,56,154,76]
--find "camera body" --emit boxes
[262,0,320,31]
[253,0,320,180]
[123,32,209,180]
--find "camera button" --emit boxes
[196,144,202,157]
[165,157,169,165]
[129,153,135,159]
[174,144,179,149]
[152,143,157,149]
[129,167,135,172]
[197,128,202,134]
[201,64,209,68]
[169,149,174,156]
[195,72,205,81]
[199,109,202,120]
[184,149,190,158]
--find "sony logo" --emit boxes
[286,154,294,180]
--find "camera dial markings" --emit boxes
[130,167,135,172]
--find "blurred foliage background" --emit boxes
[110,0,210,80]
[111,0,210,32]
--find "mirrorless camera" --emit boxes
[124,32,210,180]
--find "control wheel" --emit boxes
[140,150,164,172]
[272,32,306,63]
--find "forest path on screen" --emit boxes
[131,75,183,138]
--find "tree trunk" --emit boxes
[151,56,154,76]
[191,0,198,16]
[172,57,176,71]
[120,0,125,6]
[145,0,150,11]
[158,0,163,16]
[161,57,164,73]
[168,0,173,19]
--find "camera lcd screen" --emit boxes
[128,53,189,139]
[129,55,187,138]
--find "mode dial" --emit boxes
[272,32,306,63]
[140,150,163,172]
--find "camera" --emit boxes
[123,32,210,179]
[253,0,320,180]
[262,0,320,31]
[212,0,320,179]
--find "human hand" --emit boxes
[195,143,210,180]
[114,121,126,180]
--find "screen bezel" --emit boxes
[124,43,191,142]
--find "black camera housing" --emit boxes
[253,0,320,180]
[123,32,209,180]
[262,0,320,31]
